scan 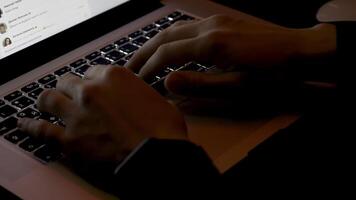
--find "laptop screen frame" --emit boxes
[0,0,162,85]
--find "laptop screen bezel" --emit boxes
[0,0,162,85]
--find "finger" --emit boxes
[164,71,245,97]
[171,19,198,27]
[37,89,75,120]
[83,65,108,80]
[56,73,85,99]
[17,118,66,143]
[127,21,200,73]
[138,38,202,79]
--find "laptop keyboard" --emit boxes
[0,11,211,163]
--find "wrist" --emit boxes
[295,23,337,60]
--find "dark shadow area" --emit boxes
[0,186,21,200]
[216,0,328,28]
[175,70,338,120]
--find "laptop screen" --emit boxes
[0,0,129,60]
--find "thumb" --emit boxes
[164,71,245,97]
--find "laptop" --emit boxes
[0,0,300,199]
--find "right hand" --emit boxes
[127,15,336,97]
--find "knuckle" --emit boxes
[154,31,168,43]
[78,84,98,106]
[56,78,65,89]
[37,89,50,103]
[197,30,228,62]
[206,14,231,27]
[156,43,170,56]
[171,20,186,27]
[37,90,53,108]
[203,30,226,51]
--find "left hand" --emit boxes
[17,66,188,162]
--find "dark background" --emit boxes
[216,0,328,27]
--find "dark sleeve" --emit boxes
[334,22,356,89]
[335,22,356,60]
[111,138,220,200]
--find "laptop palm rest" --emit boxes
[0,144,36,183]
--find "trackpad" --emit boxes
[0,143,36,183]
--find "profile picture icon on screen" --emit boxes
[0,23,7,34]
[3,37,12,47]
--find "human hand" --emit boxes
[127,15,336,96]
[17,66,187,162]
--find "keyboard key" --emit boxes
[75,65,91,75]
[128,30,143,39]
[100,44,116,54]
[142,24,157,32]
[12,96,34,109]
[38,74,56,85]
[21,82,40,93]
[5,130,28,144]
[167,64,182,70]
[119,44,139,54]
[157,68,173,78]
[132,37,149,46]
[90,57,112,65]
[105,50,125,61]
[70,59,87,68]
[17,108,41,119]
[182,62,207,72]
[151,79,167,94]
[145,30,159,39]
[125,53,134,61]
[0,105,18,118]
[0,100,4,107]
[0,117,18,135]
[28,88,44,99]
[201,64,214,70]
[69,72,82,78]
[4,91,23,102]
[115,37,130,46]
[39,112,59,123]
[44,80,58,89]
[146,76,161,84]
[172,14,195,23]
[85,51,101,61]
[159,22,172,30]
[19,137,44,152]
[155,17,170,26]
[34,145,62,162]
[54,66,71,76]
[167,11,182,20]
[115,59,127,66]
